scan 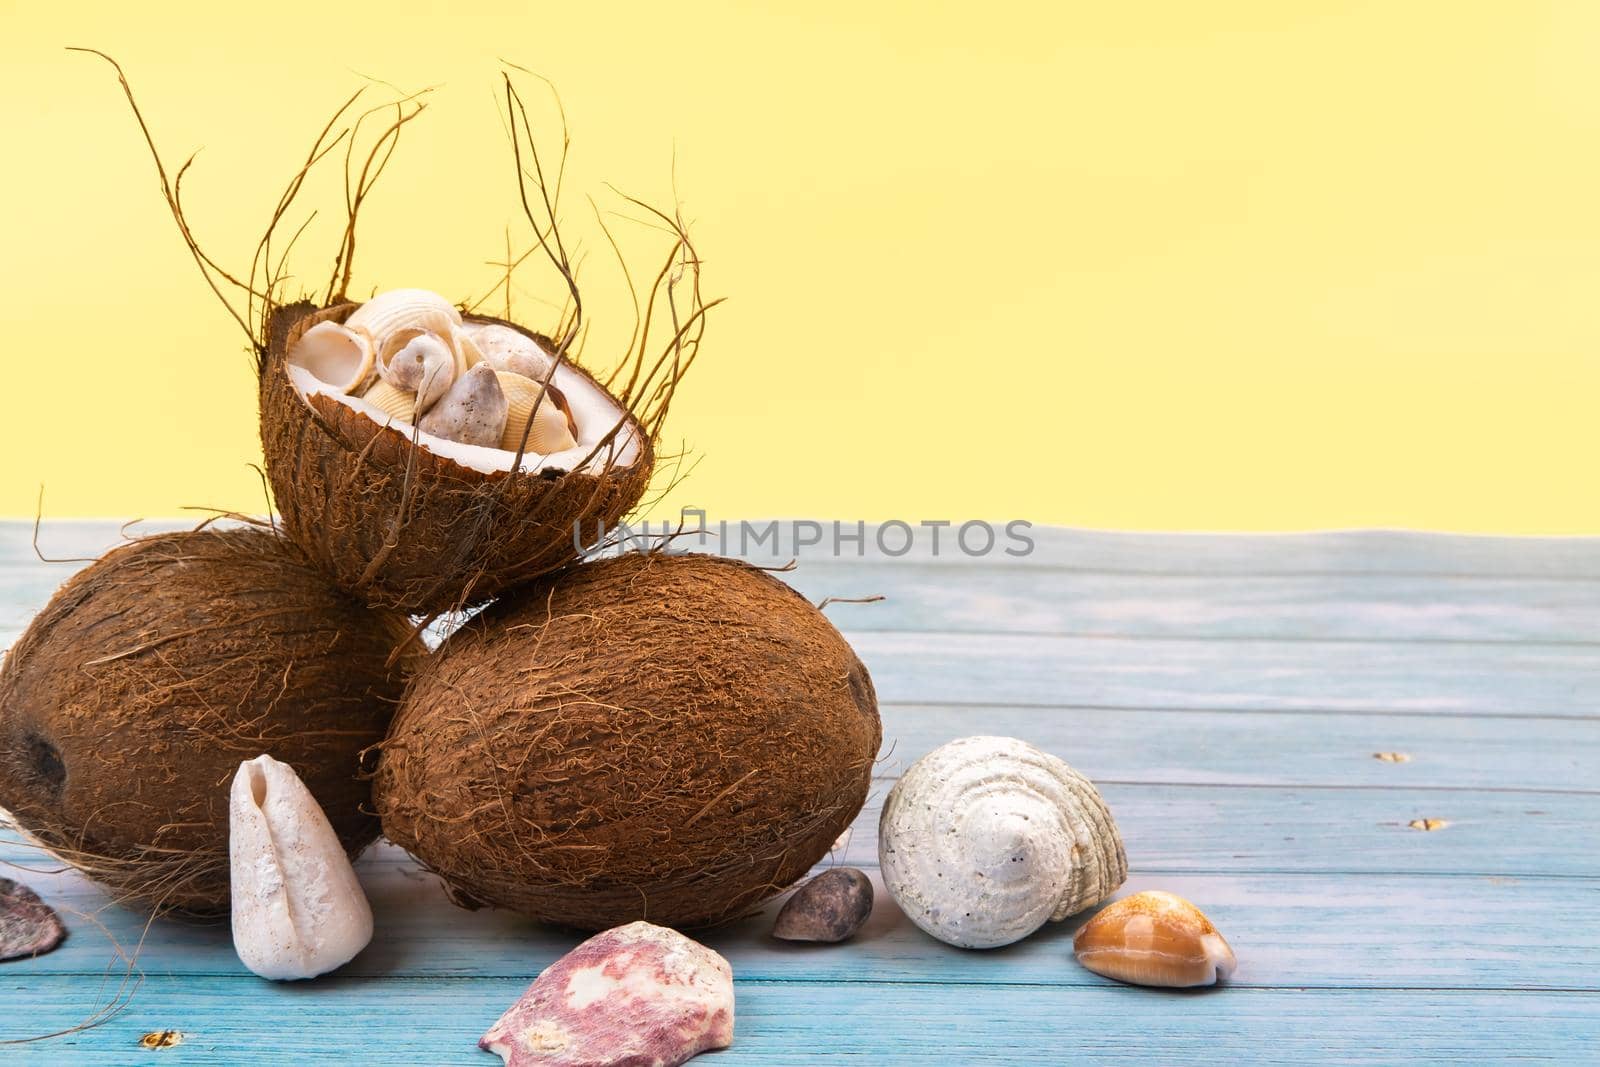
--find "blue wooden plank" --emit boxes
[10,560,1600,644]
[863,705,1600,791]
[6,860,1597,990]
[849,632,1600,717]
[0,976,1594,1065]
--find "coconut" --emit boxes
[374,552,882,930]
[0,527,416,916]
[259,300,655,615]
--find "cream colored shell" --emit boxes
[229,755,373,981]
[361,379,418,426]
[878,735,1126,949]
[470,322,555,381]
[379,329,457,413]
[285,321,374,395]
[495,371,578,454]
[346,288,460,348]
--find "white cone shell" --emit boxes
[229,754,374,980]
[878,735,1127,949]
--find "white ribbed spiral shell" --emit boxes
[878,735,1127,949]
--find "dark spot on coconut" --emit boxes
[23,733,65,796]
[846,658,875,718]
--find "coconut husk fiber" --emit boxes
[374,551,882,930]
[0,526,417,916]
[260,302,654,615]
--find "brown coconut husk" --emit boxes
[79,51,714,616]
[260,303,656,615]
[0,526,417,916]
[373,552,882,931]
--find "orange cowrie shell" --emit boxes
[1073,890,1236,988]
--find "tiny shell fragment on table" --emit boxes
[772,867,873,943]
[0,877,67,961]
[480,921,734,1067]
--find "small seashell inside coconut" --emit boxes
[470,322,556,381]
[380,330,457,414]
[361,379,418,426]
[772,867,873,943]
[480,921,734,1067]
[419,363,508,449]
[495,371,578,454]
[286,321,373,395]
[346,288,460,352]
[1073,890,1236,988]
[0,877,67,962]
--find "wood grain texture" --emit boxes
[1,521,1596,1064]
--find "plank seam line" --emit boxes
[843,629,1600,649]
[875,700,1600,722]
[10,974,1599,994]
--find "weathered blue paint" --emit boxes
[1,522,1595,1064]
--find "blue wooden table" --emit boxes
[2,522,1597,1064]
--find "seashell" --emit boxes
[878,735,1126,950]
[472,322,556,382]
[229,754,373,981]
[285,321,373,394]
[0,877,67,962]
[346,288,461,351]
[480,921,734,1067]
[772,867,873,943]
[1073,890,1236,988]
[361,379,418,426]
[380,329,458,414]
[495,371,578,454]
[453,325,485,369]
[419,363,508,449]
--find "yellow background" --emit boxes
[4,1,1597,532]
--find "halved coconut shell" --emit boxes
[260,301,653,614]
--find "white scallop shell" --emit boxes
[878,735,1126,949]
[285,321,373,395]
[495,371,577,454]
[345,288,461,347]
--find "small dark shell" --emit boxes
[772,868,874,943]
[0,878,66,962]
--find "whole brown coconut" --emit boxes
[260,302,653,615]
[0,527,416,915]
[375,552,881,930]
